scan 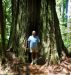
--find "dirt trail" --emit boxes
[0,57,71,75]
[0,63,71,75]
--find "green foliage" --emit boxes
[56,0,67,24]
[61,26,71,48]
[2,0,12,44]
[56,0,71,53]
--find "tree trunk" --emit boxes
[0,0,6,57]
[7,0,69,64]
[8,0,20,56]
[8,0,42,62]
[41,0,69,64]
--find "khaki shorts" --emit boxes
[30,47,38,53]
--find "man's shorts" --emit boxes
[30,47,38,53]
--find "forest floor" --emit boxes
[0,62,14,75]
[0,57,71,75]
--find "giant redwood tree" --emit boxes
[8,0,69,64]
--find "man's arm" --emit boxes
[37,36,43,50]
[37,36,41,49]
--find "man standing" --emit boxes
[28,31,40,65]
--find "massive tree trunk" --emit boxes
[41,0,69,64]
[8,0,42,61]
[50,0,69,57]
[8,0,69,64]
[0,0,6,57]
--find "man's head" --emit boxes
[32,30,36,36]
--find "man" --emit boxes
[28,31,40,65]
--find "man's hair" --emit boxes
[32,30,36,33]
[32,30,36,35]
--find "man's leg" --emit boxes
[33,48,38,65]
[31,52,35,65]
[31,53,38,64]
[31,48,38,65]
[34,52,38,64]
